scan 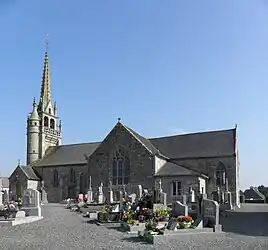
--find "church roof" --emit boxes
[155,161,206,177]
[33,142,100,167]
[33,124,236,167]
[19,165,40,180]
[149,128,236,159]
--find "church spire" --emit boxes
[39,35,51,109]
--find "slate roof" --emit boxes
[149,128,236,159]
[244,187,266,201]
[155,161,203,177]
[124,125,160,155]
[33,142,100,167]
[32,123,236,168]
[20,165,40,180]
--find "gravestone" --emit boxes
[159,192,167,207]
[98,182,104,204]
[192,216,203,228]
[22,188,41,217]
[87,176,93,203]
[128,193,136,203]
[166,218,178,231]
[172,201,188,217]
[108,181,114,203]
[202,198,221,232]
[119,190,123,206]
[138,185,143,199]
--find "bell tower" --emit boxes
[26,37,62,165]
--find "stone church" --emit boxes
[9,47,240,207]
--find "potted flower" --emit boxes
[178,216,194,229]
[156,208,170,222]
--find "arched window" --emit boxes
[44,116,49,127]
[216,162,226,186]
[69,168,76,184]
[112,148,130,185]
[49,108,51,114]
[50,119,55,129]
[53,169,59,187]
[79,173,85,193]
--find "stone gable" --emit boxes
[87,122,154,195]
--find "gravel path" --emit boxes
[0,204,267,250]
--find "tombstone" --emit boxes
[128,193,136,204]
[87,176,93,203]
[15,210,26,218]
[172,201,188,217]
[190,188,195,202]
[159,191,167,207]
[119,190,123,206]
[182,195,187,205]
[98,182,104,204]
[108,181,114,203]
[22,188,41,217]
[202,198,221,232]
[41,181,48,204]
[138,185,143,199]
[166,218,178,231]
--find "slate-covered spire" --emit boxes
[39,35,51,110]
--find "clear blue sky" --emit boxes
[1,0,267,189]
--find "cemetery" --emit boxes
[0,181,43,227]
[63,179,223,244]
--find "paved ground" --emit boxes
[0,204,267,250]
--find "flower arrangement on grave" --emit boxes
[177,216,194,229]
[145,219,165,235]
[155,208,170,222]
[99,204,110,221]
[122,210,134,223]
[138,208,154,221]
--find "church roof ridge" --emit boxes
[56,141,101,148]
[148,127,236,140]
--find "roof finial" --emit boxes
[45,34,49,53]
[118,117,121,123]
[18,159,20,166]
[235,124,237,129]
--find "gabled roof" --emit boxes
[33,142,100,167]
[149,128,236,159]
[31,123,236,168]
[123,124,160,155]
[155,161,205,177]
[18,165,40,180]
[244,187,265,200]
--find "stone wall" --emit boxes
[173,156,238,206]
[9,167,28,200]
[87,123,154,196]
[155,175,200,204]
[34,164,87,203]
